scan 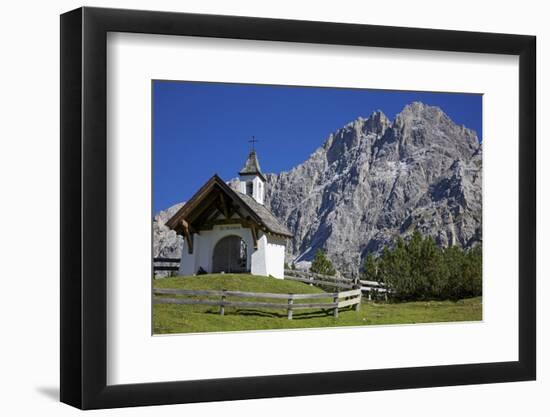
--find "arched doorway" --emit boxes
[212,235,248,273]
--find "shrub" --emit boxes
[363,231,482,301]
[310,249,336,276]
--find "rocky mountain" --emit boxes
[153,101,482,276]
[264,102,482,275]
[153,202,184,259]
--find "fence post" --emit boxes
[220,289,226,316]
[353,279,361,311]
[355,291,362,311]
[333,294,339,318]
[287,295,294,320]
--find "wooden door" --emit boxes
[212,235,247,273]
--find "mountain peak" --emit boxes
[397,101,446,121]
[405,100,427,110]
[364,109,391,135]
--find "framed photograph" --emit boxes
[60,6,536,409]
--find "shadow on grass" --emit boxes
[203,307,352,320]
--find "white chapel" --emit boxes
[166,150,293,279]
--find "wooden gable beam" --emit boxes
[201,203,248,230]
[165,176,221,230]
[250,225,258,250]
[241,216,258,250]
[218,193,230,219]
[215,182,263,226]
[187,189,225,228]
[186,189,221,225]
[192,203,221,230]
[227,204,236,219]
[231,204,247,221]
[181,219,194,254]
[202,218,247,230]
[205,208,221,224]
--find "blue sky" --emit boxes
[153,81,482,213]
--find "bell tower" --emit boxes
[238,138,266,205]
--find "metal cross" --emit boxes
[248,136,259,151]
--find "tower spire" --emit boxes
[238,140,266,205]
[248,136,259,152]
[238,149,266,181]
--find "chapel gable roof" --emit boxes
[236,193,293,237]
[165,175,292,238]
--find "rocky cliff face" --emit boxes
[153,102,482,276]
[264,102,482,275]
[153,202,184,259]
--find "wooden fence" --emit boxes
[284,269,356,289]
[284,269,389,300]
[359,279,389,301]
[153,257,180,273]
[153,262,389,300]
[153,288,362,319]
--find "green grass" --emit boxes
[153,274,482,334]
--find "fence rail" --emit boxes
[153,262,389,300]
[283,275,355,289]
[284,269,354,283]
[153,257,180,273]
[284,269,390,300]
[283,269,357,289]
[358,279,390,300]
[154,288,361,319]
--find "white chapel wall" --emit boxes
[251,233,268,277]
[265,234,286,279]
[251,233,286,279]
[178,235,199,276]
[179,225,255,275]
[178,227,288,277]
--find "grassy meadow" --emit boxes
[152,274,482,334]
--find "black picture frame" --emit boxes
[60,6,536,410]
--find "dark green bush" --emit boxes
[310,249,336,276]
[362,230,482,301]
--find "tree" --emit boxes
[442,245,466,300]
[371,230,482,301]
[310,249,336,276]
[390,237,413,300]
[463,244,482,297]
[421,236,447,299]
[357,229,483,301]
[406,230,427,299]
[362,253,378,281]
